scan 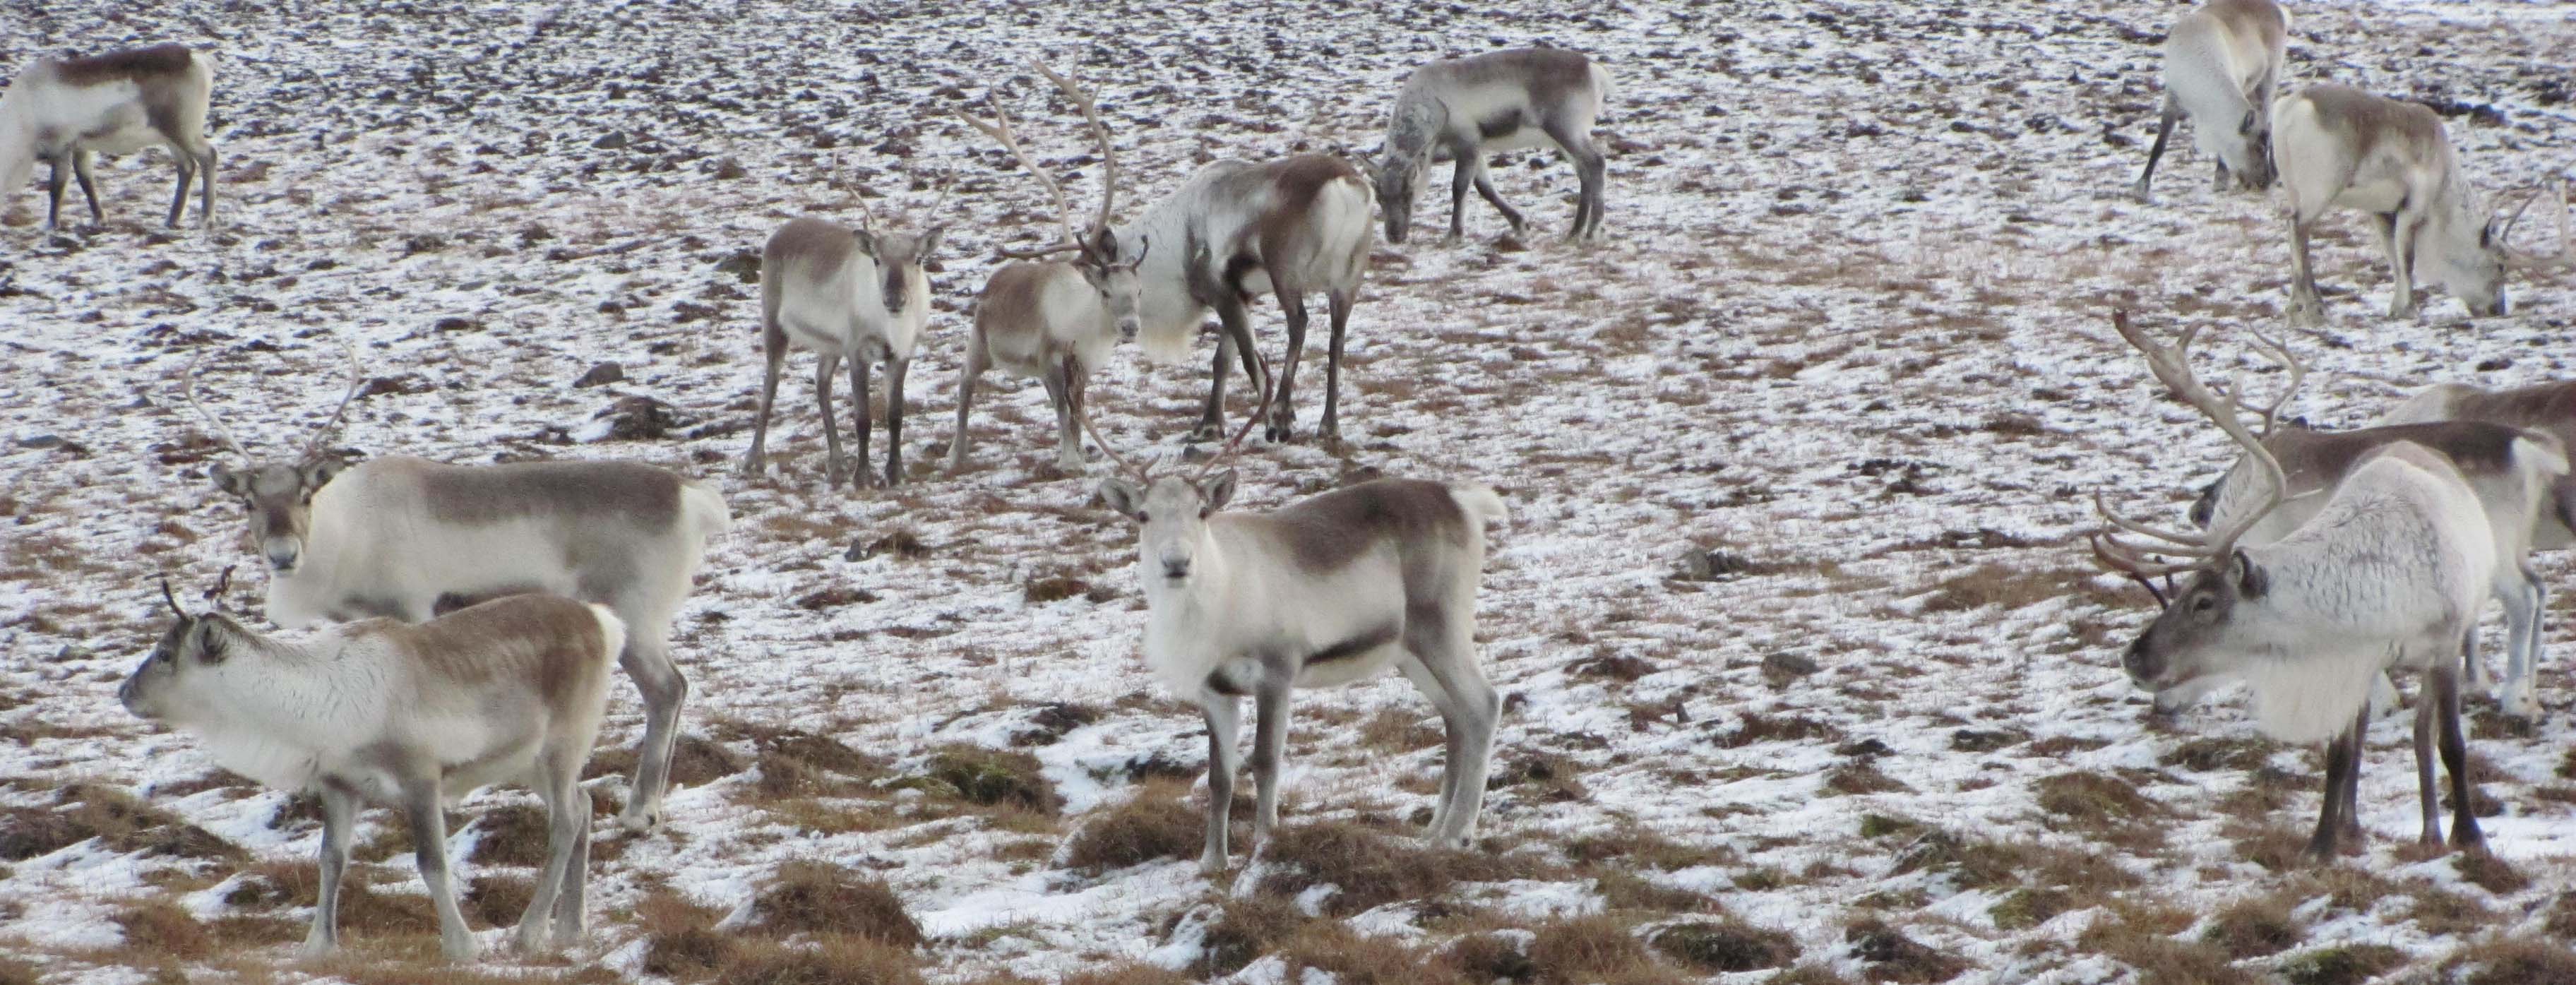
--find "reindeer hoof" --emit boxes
[1191,422,1225,443]
[2501,684,2540,720]
[616,804,661,833]
[440,934,479,963]
[515,924,553,956]
[2451,825,2487,852]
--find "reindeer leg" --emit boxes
[2303,711,2363,861]
[1197,330,1234,442]
[551,766,592,945]
[1320,288,1354,443]
[740,319,788,479]
[814,353,845,488]
[44,153,68,229]
[2136,97,2179,203]
[1269,291,1306,443]
[2499,566,2544,718]
[1542,119,1609,241]
[166,148,196,227]
[1248,663,1295,854]
[1039,358,1082,474]
[1448,155,1476,241]
[1198,691,1242,876]
[1198,298,1260,442]
[71,150,102,227]
[851,357,877,489]
[1469,158,1527,237]
[2387,212,2422,319]
[515,748,582,954]
[303,782,359,956]
[1400,618,1500,847]
[2414,659,2443,847]
[948,330,986,472]
[2434,657,2484,851]
[400,772,477,962]
[880,357,910,487]
[196,144,217,228]
[2286,213,2327,327]
[615,621,686,833]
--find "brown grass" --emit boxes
[1246,820,1525,916]
[1275,921,1459,985]
[585,734,747,789]
[2276,944,2404,985]
[463,874,532,930]
[222,859,438,936]
[1650,918,1799,972]
[1713,711,1843,748]
[1194,897,1307,978]
[640,889,737,980]
[897,745,1061,817]
[2075,905,2260,985]
[2452,852,2530,895]
[2444,934,2576,985]
[1059,779,1200,875]
[2200,893,2304,960]
[715,936,924,985]
[1922,565,2109,613]
[112,899,211,959]
[746,728,890,800]
[461,804,552,867]
[748,860,923,948]
[2033,772,2167,849]
[1844,918,1969,984]
[1527,915,1685,985]
[0,783,243,864]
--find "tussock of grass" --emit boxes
[461,804,551,867]
[1712,711,1842,748]
[747,727,890,800]
[0,783,242,864]
[1277,921,1450,985]
[1489,752,1589,802]
[586,734,746,790]
[1193,898,1305,979]
[2452,852,2530,895]
[1845,918,1969,984]
[1527,914,1684,985]
[640,889,736,979]
[2277,944,2403,985]
[715,936,924,985]
[221,859,436,936]
[1441,933,1536,984]
[1650,918,1799,972]
[1246,820,1522,916]
[463,874,531,931]
[2200,893,2303,959]
[896,746,1061,816]
[749,860,922,948]
[2444,934,2576,985]
[1988,888,2073,931]
[2163,736,2276,772]
[113,899,210,959]
[2075,905,2259,985]
[1059,780,1199,875]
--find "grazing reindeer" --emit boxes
[184,349,729,832]
[947,66,1149,474]
[2135,0,2287,202]
[740,192,946,489]
[0,43,217,229]
[1084,384,1508,873]
[2272,85,2537,325]
[970,61,1375,444]
[121,579,624,961]
[1366,47,1613,243]
[2093,311,2491,859]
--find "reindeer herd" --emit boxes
[4,0,2573,966]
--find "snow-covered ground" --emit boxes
[3,1,2572,982]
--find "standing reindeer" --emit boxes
[2134,0,2286,203]
[1083,386,1506,873]
[947,65,1149,474]
[740,194,946,489]
[185,348,729,832]
[121,580,624,962]
[967,61,1375,444]
[1366,47,1613,244]
[0,42,218,229]
[2272,85,2533,325]
[2094,311,2492,859]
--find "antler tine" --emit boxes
[301,342,364,463]
[1066,359,1147,484]
[1193,347,1275,481]
[205,564,236,611]
[2089,532,2205,582]
[2109,310,2285,559]
[950,86,1084,255]
[2243,330,2306,440]
[157,573,184,618]
[1028,60,1116,239]
[179,351,252,463]
[2091,490,2214,552]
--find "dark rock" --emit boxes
[573,362,624,388]
[715,251,761,284]
[592,131,628,150]
[1762,652,1820,679]
[594,395,684,441]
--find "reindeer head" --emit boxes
[2091,311,2304,691]
[955,58,1144,337]
[1076,229,1150,342]
[119,569,246,722]
[2458,180,2576,319]
[2229,109,2277,191]
[1083,332,1270,591]
[847,192,947,318]
[1361,155,1429,244]
[186,346,364,574]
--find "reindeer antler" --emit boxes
[2500,179,2574,273]
[203,564,236,612]
[2092,310,2294,578]
[952,84,1085,259]
[1193,347,1275,481]
[1066,357,1146,484]
[157,573,185,618]
[299,343,364,464]
[1027,60,1118,244]
[179,352,251,464]
[2246,330,2306,440]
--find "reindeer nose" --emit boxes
[2122,638,2154,681]
[1119,320,1140,342]
[1162,559,1191,580]
[117,676,138,710]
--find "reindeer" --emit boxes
[121,578,624,961]
[1083,380,1506,873]
[947,64,1149,474]
[184,347,729,833]
[1,43,217,229]
[2094,311,2492,859]
[739,192,946,489]
[965,61,1375,445]
[2271,85,2551,325]
[1364,47,1612,244]
[2135,0,2287,203]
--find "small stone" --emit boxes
[1762,651,1820,679]
[16,434,61,449]
[573,362,625,388]
[433,316,479,333]
[715,251,761,284]
[592,131,628,150]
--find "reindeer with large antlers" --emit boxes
[184,345,729,833]
[947,64,1150,474]
[1080,374,1508,873]
[740,183,947,489]
[2092,311,2494,859]
[958,61,1374,445]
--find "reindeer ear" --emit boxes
[209,462,249,496]
[852,226,880,256]
[2230,549,2268,599]
[2238,110,2258,136]
[1098,478,1145,520]
[301,453,349,490]
[191,619,231,664]
[919,227,945,256]
[1199,469,1237,513]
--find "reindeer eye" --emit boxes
[1136,512,1150,525]
[1199,508,1212,519]
[2190,595,2216,614]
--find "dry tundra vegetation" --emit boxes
[1,0,2575,983]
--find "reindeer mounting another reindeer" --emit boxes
[183,346,729,834]
[2092,310,2493,861]
[1078,371,1508,873]
[121,575,625,962]
[1,42,218,229]
[1365,47,1613,244]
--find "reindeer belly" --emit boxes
[76,117,166,155]
[2329,174,2409,216]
